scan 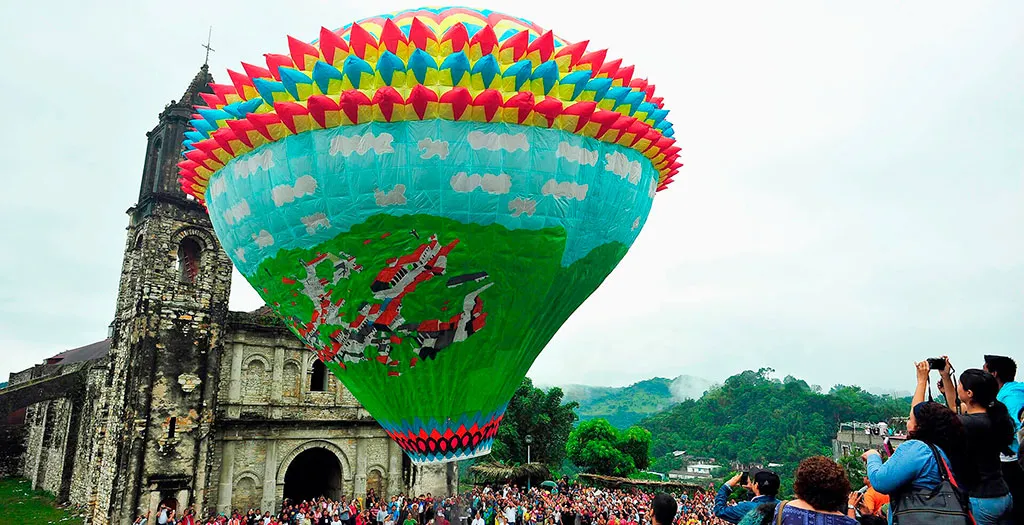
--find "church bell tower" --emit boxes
[96,64,235,524]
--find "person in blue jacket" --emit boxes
[863,362,971,525]
[713,469,780,524]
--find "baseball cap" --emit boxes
[748,469,780,495]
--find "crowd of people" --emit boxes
[139,354,1024,525]
[708,354,1024,525]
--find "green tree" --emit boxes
[642,368,910,492]
[490,377,579,468]
[838,454,866,490]
[617,426,653,471]
[566,419,651,476]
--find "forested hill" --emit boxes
[640,368,911,474]
[558,376,714,428]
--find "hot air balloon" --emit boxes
[178,6,679,464]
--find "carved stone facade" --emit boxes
[0,65,452,525]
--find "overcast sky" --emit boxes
[1,1,1021,392]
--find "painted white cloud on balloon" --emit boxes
[467,131,529,152]
[542,180,588,201]
[210,177,227,198]
[234,150,274,178]
[509,197,537,217]
[252,229,274,248]
[329,131,395,157]
[605,151,642,184]
[233,247,246,263]
[418,138,450,160]
[301,213,330,235]
[450,172,511,195]
[271,175,317,207]
[223,200,251,225]
[374,184,407,207]
[649,178,658,199]
[556,142,599,166]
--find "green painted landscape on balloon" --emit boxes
[251,213,628,425]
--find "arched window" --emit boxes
[176,238,202,283]
[310,360,328,392]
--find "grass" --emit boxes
[0,478,81,525]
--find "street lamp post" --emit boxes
[525,434,534,491]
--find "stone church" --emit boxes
[0,64,452,524]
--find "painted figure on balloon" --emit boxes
[285,232,492,376]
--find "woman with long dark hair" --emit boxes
[861,362,971,525]
[944,367,1015,524]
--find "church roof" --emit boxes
[46,339,111,365]
[249,305,275,316]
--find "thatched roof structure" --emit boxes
[468,462,551,484]
[577,473,704,492]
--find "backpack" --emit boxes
[891,444,975,525]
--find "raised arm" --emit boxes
[939,357,958,413]
[912,361,929,408]
[865,441,926,495]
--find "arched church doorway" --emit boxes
[283,447,343,502]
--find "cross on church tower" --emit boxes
[202,26,214,66]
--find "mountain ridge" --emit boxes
[541,375,716,429]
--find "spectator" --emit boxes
[736,505,774,525]
[864,397,969,524]
[944,367,1015,525]
[713,469,781,524]
[650,493,677,525]
[984,355,1024,524]
[774,456,856,525]
[857,477,888,517]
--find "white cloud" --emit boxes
[301,213,330,235]
[222,200,251,225]
[632,217,641,230]
[210,177,227,198]
[649,178,658,199]
[234,150,274,178]
[374,184,407,207]
[252,230,274,248]
[329,131,394,156]
[418,138,449,160]
[450,172,512,194]
[233,247,246,263]
[271,175,317,207]
[509,197,537,217]
[467,131,529,152]
[605,151,642,184]
[542,180,588,201]
[557,142,599,166]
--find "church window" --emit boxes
[176,238,202,283]
[151,138,164,193]
[168,417,176,439]
[310,360,328,392]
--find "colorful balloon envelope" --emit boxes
[179,6,679,464]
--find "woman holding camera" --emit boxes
[861,362,971,525]
[938,361,1016,525]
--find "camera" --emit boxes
[927,358,947,370]
[739,473,748,485]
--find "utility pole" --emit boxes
[525,434,534,491]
